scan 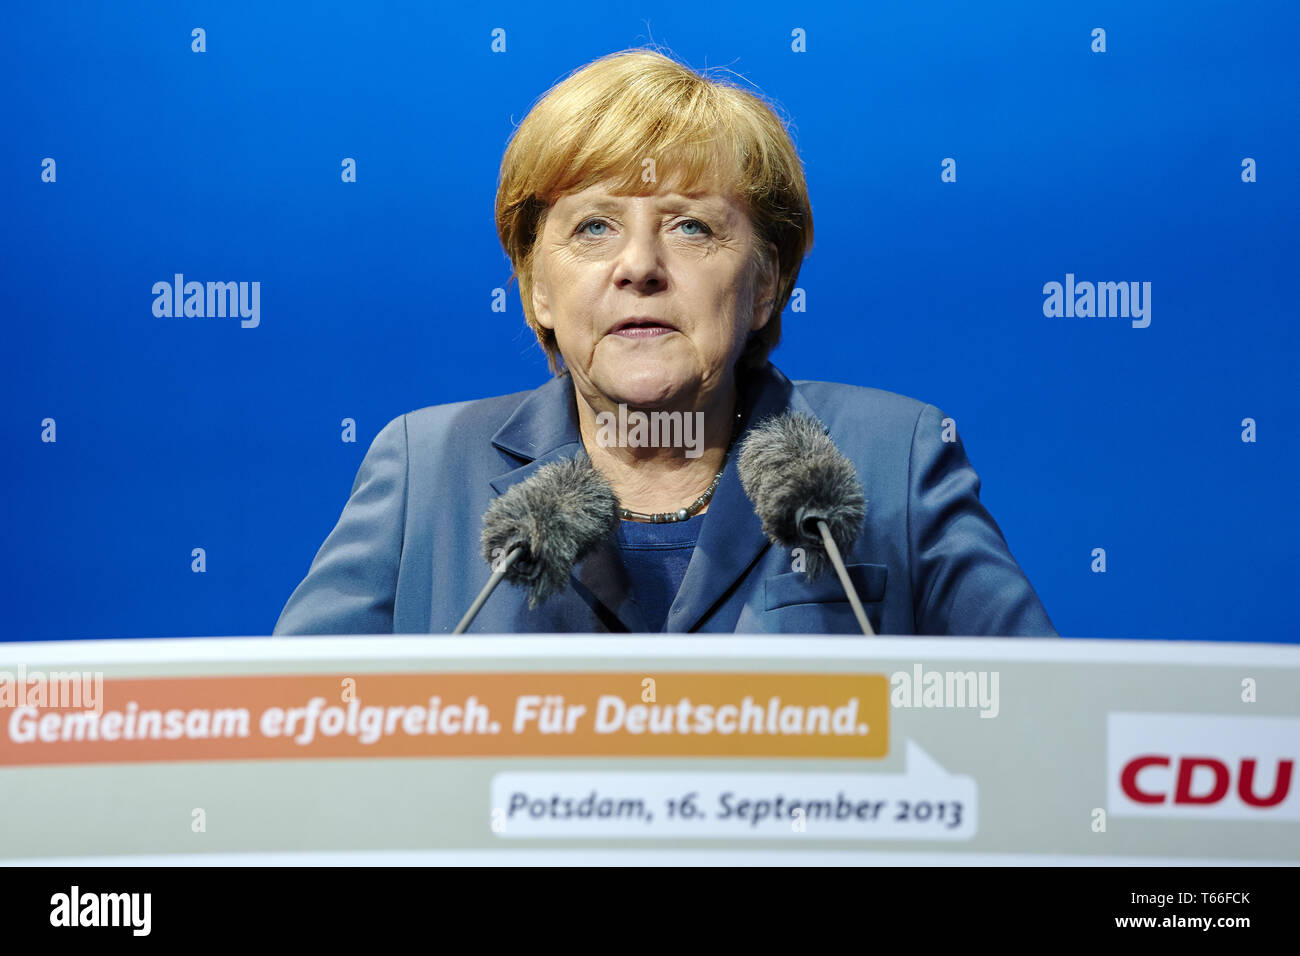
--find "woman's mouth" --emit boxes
[610,318,676,338]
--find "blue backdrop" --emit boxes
[3,1,1296,642]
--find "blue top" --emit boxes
[614,513,707,632]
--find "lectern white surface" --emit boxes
[0,636,1295,865]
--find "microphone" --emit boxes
[452,454,619,634]
[737,411,875,635]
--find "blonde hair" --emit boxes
[495,48,814,374]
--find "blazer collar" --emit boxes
[490,372,582,463]
[487,363,815,632]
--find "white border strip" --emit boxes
[2,849,1291,867]
[0,635,1296,667]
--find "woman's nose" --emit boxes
[612,227,666,292]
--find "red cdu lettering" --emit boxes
[1237,758,1293,808]
[1174,757,1230,804]
[1120,755,1169,804]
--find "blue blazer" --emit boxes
[273,363,1057,636]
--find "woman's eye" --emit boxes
[576,219,609,237]
[575,217,711,238]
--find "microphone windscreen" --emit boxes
[480,454,619,607]
[737,411,866,579]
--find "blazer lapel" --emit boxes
[487,374,648,632]
[665,364,812,633]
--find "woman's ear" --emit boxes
[530,251,555,331]
[751,241,779,332]
[528,207,556,331]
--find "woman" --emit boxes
[274,49,1056,636]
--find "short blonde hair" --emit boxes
[495,48,814,375]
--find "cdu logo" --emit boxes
[1107,713,1297,820]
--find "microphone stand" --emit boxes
[452,545,523,634]
[815,519,875,636]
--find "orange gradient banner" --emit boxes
[0,672,890,766]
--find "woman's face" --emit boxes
[531,178,776,413]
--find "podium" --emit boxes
[1,635,1296,865]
